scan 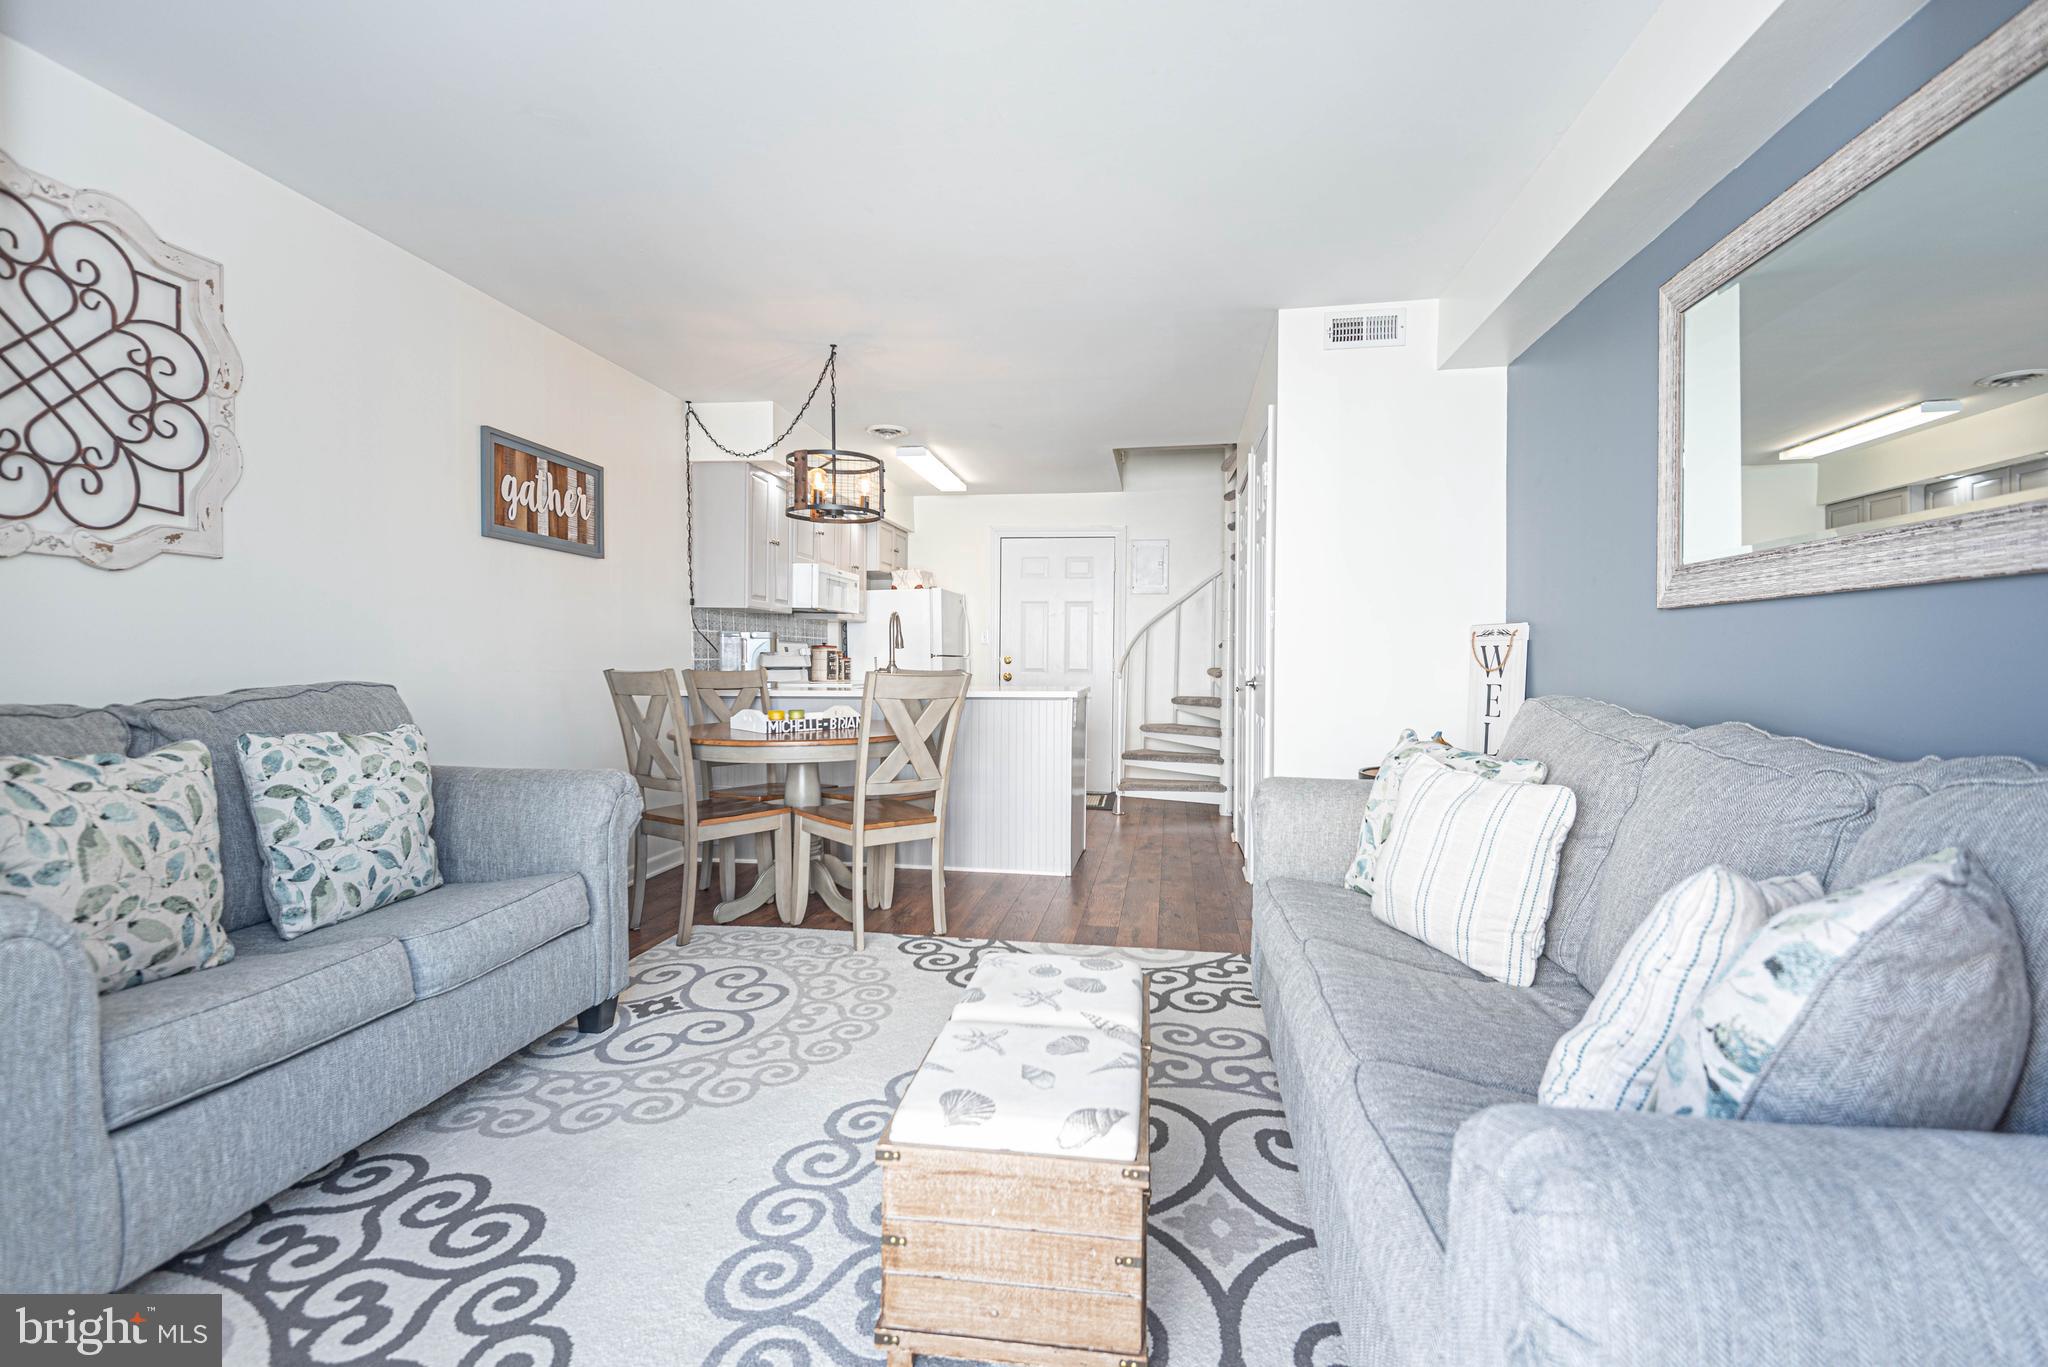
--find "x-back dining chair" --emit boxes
[605,668,789,945]
[681,666,784,897]
[791,668,970,949]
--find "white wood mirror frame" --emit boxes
[1657,0,2048,608]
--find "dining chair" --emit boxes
[605,668,790,945]
[791,669,969,949]
[681,666,785,896]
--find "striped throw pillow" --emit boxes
[1373,754,1578,986]
[1539,866,1822,1111]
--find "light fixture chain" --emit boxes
[682,346,838,459]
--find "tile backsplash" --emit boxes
[691,608,846,670]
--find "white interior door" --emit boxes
[1240,412,1274,880]
[1229,462,1251,834]
[1000,536,1117,791]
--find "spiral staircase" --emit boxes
[1112,573,1226,808]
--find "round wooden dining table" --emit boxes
[686,721,894,925]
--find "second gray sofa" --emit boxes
[1252,695,2048,1365]
[0,681,642,1293]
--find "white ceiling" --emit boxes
[0,0,1666,492]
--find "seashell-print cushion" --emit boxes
[1647,849,2028,1128]
[889,1017,1144,1160]
[950,951,1145,1034]
[1345,728,1549,900]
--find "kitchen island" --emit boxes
[724,685,1087,876]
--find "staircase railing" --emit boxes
[1111,570,1223,804]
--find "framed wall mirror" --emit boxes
[1658,1,2048,607]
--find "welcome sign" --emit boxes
[1466,621,1529,757]
[479,427,604,558]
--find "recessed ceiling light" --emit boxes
[898,445,967,492]
[867,423,909,440]
[1779,400,1963,461]
[1974,368,2048,390]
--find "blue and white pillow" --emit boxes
[1539,866,1820,1111]
[235,725,442,939]
[1344,729,1547,898]
[1648,849,2029,1128]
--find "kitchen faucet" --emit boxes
[886,611,904,671]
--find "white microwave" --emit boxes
[790,563,863,614]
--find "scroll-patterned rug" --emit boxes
[136,927,1348,1366]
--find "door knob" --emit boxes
[1002,672,1013,682]
[1003,655,1013,664]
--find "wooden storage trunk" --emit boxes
[873,1002,1151,1367]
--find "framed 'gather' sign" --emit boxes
[480,427,604,558]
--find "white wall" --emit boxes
[1741,462,1823,547]
[905,453,1223,685]
[1271,300,1507,777]
[0,37,691,770]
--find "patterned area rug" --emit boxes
[137,927,1348,1366]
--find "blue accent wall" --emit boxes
[1507,0,2048,764]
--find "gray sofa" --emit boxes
[1251,695,2048,1365]
[0,682,642,1293]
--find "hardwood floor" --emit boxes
[627,798,1252,957]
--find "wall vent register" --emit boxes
[1324,308,1407,350]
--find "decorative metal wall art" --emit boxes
[480,427,605,557]
[0,149,244,569]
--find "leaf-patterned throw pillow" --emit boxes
[0,740,233,994]
[1344,729,1548,898]
[235,725,442,939]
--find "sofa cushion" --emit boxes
[111,683,415,931]
[1305,939,1591,1240]
[1834,775,2048,1134]
[98,923,413,1129]
[295,874,588,998]
[1496,697,1688,988]
[1574,723,1890,993]
[1256,875,1585,993]
[0,703,130,758]
[1253,869,1593,1356]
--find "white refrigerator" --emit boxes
[849,589,970,676]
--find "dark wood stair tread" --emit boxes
[1121,777,1225,793]
[1142,722,1222,737]
[1172,695,1222,708]
[1122,748,1223,765]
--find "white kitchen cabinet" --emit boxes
[834,522,865,575]
[863,519,910,575]
[765,474,792,610]
[690,462,793,613]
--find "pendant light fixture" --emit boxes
[784,346,884,524]
[682,343,885,524]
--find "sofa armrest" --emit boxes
[1249,777,1372,886]
[1447,1104,2048,1365]
[432,766,643,1005]
[0,893,121,1291]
